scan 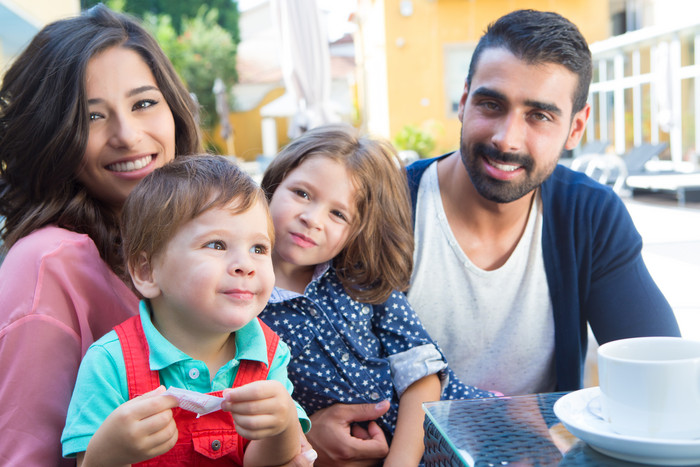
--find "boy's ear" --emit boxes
[129,252,161,299]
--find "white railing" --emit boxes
[586,19,700,168]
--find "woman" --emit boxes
[0,6,200,465]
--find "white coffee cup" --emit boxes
[597,336,700,439]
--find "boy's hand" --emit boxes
[222,380,297,440]
[80,386,179,466]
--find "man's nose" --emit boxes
[491,113,525,153]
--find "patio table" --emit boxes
[423,391,700,466]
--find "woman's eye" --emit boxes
[133,99,157,111]
[294,189,309,199]
[205,240,226,250]
[89,112,104,122]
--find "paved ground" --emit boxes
[624,192,700,340]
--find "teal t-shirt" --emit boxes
[61,301,309,457]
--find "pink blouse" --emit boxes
[0,226,138,466]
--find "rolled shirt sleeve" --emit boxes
[387,343,448,396]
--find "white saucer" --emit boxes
[553,387,700,465]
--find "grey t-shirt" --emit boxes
[407,162,556,395]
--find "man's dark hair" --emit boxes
[466,9,592,113]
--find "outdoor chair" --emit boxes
[622,143,700,206]
[570,142,627,194]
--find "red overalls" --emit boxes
[114,316,280,466]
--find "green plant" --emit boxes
[393,124,436,158]
[143,8,238,129]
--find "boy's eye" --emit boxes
[250,244,269,255]
[205,240,226,250]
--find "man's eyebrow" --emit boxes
[87,85,160,105]
[524,99,562,116]
[471,86,563,116]
[471,87,506,101]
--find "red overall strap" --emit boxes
[231,318,280,388]
[114,316,161,398]
[116,316,282,465]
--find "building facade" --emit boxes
[355,0,609,155]
[0,0,80,74]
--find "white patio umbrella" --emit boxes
[213,78,235,155]
[270,0,338,138]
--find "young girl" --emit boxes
[259,124,493,466]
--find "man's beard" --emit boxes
[460,139,560,204]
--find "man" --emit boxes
[405,9,680,396]
[304,9,681,466]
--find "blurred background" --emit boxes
[3,0,700,171]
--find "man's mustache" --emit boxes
[473,143,534,171]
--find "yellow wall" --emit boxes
[210,87,290,161]
[1,0,80,76]
[12,0,79,26]
[381,0,610,155]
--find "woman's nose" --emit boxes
[108,114,142,149]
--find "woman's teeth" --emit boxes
[107,155,152,172]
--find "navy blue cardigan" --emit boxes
[406,155,681,391]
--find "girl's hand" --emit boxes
[222,380,297,440]
[79,386,179,466]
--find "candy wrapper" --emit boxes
[163,387,224,417]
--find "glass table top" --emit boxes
[423,392,693,466]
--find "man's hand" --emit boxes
[79,386,179,466]
[306,401,390,467]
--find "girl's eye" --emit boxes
[205,240,226,250]
[133,99,157,111]
[331,210,347,222]
[89,112,104,122]
[250,244,269,255]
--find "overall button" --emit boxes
[188,368,200,379]
[361,306,370,315]
[211,439,221,451]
